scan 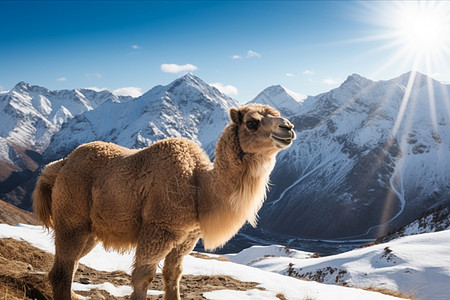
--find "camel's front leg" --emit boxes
[162,229,200,300]
[131,225,182,300]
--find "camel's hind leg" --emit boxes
[131,225,184,300]
[162,229,200,300]
[50,230,95,300]
[73,236,98,279]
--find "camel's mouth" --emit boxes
[271,131,295,148]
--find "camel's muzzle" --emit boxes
[271,119,295,148]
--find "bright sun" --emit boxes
[392,2,449,57]
[352,1,450,236]
[359,1,450,75]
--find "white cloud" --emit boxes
[160,63,198,74]
[85,73,103,79]
[85,87,108,92]
[131,44,140,49]
[246,50,261,58]
[210,82,238,96]
[56,77,67,82]
[323,78,338,85]
[113,87,143,98]
[285,73,294,77]
[303,70,314,75]
[232,50,261,60]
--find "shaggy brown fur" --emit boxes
[33,103,295,300]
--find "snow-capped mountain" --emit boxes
[2,72,449,251]
[0,82,126,153]
[258,71,450,240]
[0,82,128,179]
[0,82,132,208]
[1,74,237,210]
[250,84,312,116]
[43,73,238,161]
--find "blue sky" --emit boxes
[1,1,450,101]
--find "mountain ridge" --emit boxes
[1,71,449,249]
[43,73,238,162]
[259,71,450,239]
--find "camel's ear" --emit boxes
[230,108,242,125]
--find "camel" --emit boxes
[33,103,295,300]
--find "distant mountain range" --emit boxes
[257,72,450,240]
[1,72,449,248]
[43,73,237,161]
[0,83,130,208]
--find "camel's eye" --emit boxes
[246,120,259,131]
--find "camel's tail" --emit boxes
[33,158,66,229]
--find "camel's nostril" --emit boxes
[279,122,293,130]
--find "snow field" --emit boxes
[0,223,410,300]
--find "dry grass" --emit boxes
[0,199,38,226]
[189,251,229,262]
[276,292,288,300]
[360,285,419,300]
[276,292,316,300]
[0,238,52,300]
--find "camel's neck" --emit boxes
[198,124,276,251]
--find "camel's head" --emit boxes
[230,104,295,155]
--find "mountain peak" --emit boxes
[181,72,197,80]
[169,73,206,89]
[164,74,235,102]
[12,81,31,92]
[11,82,51,96]
[256,84,307,104]
[264,84,286,93]
[139,74,236,105]
[250,84,307,115]
[393,71,434,88]
[342,73,372,87]
[174,72,203,86]
[348,73,366,80]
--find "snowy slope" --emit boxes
[231,229,450,300]
[225,245,314,264]
[257,71,450,240]
[377,207,450,243]
[0,223,406,300]
[43,73,238,161]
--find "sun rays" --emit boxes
[358,1,450,78]
[372,0,450,236]
[392,2,449,58]
[323,1,450,237]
